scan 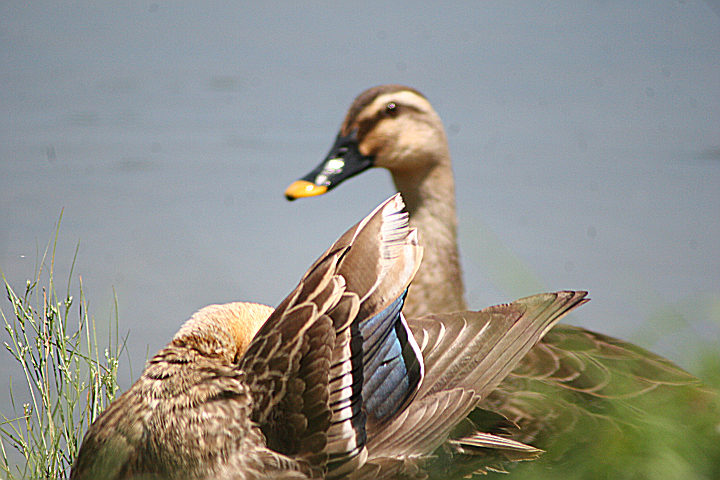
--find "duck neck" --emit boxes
[391,161,467,317]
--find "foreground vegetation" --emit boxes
[490,348,720,480]
[0,223,124,479]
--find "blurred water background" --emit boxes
[1,0,719,426]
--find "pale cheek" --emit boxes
[359,133,386,159]
[358,140,374,157]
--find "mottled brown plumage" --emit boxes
[284,85,708,452]
[70,302,304,480]
[72,195,590,479]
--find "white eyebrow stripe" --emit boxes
[370,90,432,114]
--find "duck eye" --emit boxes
[385,102,398,115]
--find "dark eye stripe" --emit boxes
[352,101,424,139]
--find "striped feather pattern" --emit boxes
[361,291,588,474]
[240,193,424,477]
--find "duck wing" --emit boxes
[240,194,424,478]
[358,291,588,478]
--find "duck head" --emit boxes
[285,84,449,200]
[171,302,274,363]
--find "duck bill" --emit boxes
[285,130,374,200]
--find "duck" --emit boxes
[284,85,708,449]
[70,194,589,480]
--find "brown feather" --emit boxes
[285,85,715,466]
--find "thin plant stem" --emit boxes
[0,216,124,479]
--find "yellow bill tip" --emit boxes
[284,180,328,200]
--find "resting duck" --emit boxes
[71,194,588,479]
[284,85,706,449]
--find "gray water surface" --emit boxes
[2,1,719,410]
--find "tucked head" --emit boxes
[172,302,274,361]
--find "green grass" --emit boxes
[0,218,125,479]
[483,348,720,480]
